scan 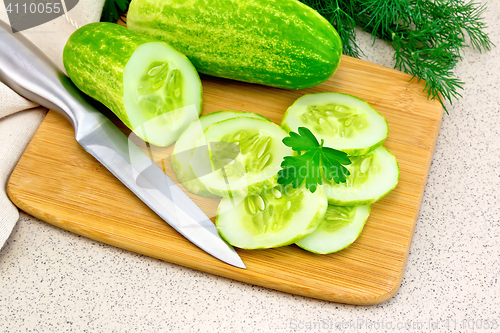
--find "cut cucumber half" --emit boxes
[216,184,328,249]
[324,146,399,206]
[171,111,269,198]
[123,42,202,147]
[64,23,202,147]
[193,117,293,197]
[296,205,370,254]
[281,92,388,156]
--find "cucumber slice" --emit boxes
[324,146,399,206]
[123,42,202,147]
[63,23,202,147]
[281,92,388,156]
[216,185,328,249]
[194,118,293,197]
[296,205,371,254]
[171,111,269,198]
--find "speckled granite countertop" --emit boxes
[1,2,499,332]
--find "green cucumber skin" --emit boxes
[63,22,158,128]
[128,0,342,90]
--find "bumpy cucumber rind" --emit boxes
[171,111,270,198]
[216,185,328,249]
[128,0,342,89]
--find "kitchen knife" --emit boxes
[0,20,245,269]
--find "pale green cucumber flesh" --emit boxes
[193,117,293,197]
[296,205,371,254]
[281,92,388,156]
[171,111,269,198]
[127,0,342,89]
[323,146,399,206]
[216,185,328,249]
[123,42,202,147]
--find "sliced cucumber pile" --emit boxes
[171,93,398,253]
[216,184,327,249]
[296,205,370,254]
[323,146,399,206]
[193,117,293,197]
[166,94,397,252]
[66,23,399,255]
[171,111,269,198]
[281,92,388,156]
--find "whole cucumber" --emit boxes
[127,0,342,89]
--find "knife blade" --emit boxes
[0,20,245,269]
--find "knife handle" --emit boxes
[0,20,104,137]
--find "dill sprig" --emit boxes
[301,0,363,57]
[300,0,494,111]
[101,0,130,23]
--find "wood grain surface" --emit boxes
[7,55,443,305]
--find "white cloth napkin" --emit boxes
[0,0,106,248]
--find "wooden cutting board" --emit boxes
[7,55,443,305]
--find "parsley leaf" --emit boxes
[101,0,131,23]
[277,127,351,193]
